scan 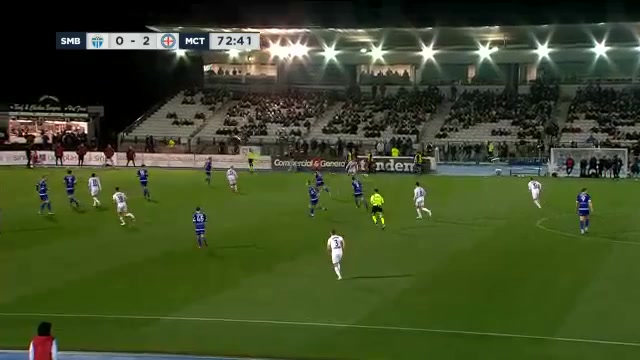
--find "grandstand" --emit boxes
[116,23,640,158]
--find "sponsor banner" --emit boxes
[271,157,347,172]
[0,151,110,166]
[0,151,271,170]
[357,156,437,173]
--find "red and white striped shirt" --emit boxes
[29,336,58,360]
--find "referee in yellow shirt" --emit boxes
[248,150,256,174]
[369,188,386,229]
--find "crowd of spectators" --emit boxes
[9,120,94,150]
[359,68,412,86]
[182,88,229,108]
[322,87,443,138]
[218,91,328,139]
[564,85,640,143]
[436,81,559,140]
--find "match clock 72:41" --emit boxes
[209,33,261,51]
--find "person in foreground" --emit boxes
[327,229,344,280]
[29,321,58,360]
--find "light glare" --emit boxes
[174,49,187,57]
[477,44,498,60]
[227,49,240,58]
[420,44,436,60]
[535,43,551,58]
[321,44,339,61]
[289,42,309,58]
[593,41,609,57]
[359,48,367,54]
[268,41,290,59]
[369,45,386,62]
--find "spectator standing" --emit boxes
[25,146,32,168]
[126,146,136,167]
[104,144,115,166]
[29,321,58,360]
[76,143,87,166]
[54,143,64,166]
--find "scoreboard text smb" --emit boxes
[56,32,261,51]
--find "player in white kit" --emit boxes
[88,173,102,207]
[112,187,136,225]
[527,177,542,209]
[346,160,358,176]
[414,182,432,219]
[226,166,238,192]
[326,229,345,280]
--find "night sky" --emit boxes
[3,0,639,134]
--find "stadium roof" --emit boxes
[148,22,640,50]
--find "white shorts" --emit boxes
[531,190,540,200]
[415,196,425,207]
[90,187,100,196]
[117,203,128,213]
[331,250,343,264]
[227,176,236,185]
[347,167,357,175]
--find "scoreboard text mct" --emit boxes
[55,32,261,51]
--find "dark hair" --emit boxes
[330,229,336,235]
[115,187,120,191]
[196,206,201,211]
[374,188,379,193]
[67,170,72,174]
[530,177,534,181]
[581,187,587,192]
[91,173,96,177]
[37,322,52,336]
[415,182,420,186]
[351,176,356,181]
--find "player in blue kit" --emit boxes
[204,157,213,185]
[63,170,80,207]
[307,180,326,217]
[351,176,367,209]
[36,175,53,215]
[137,165,150,200]
[576,188,593,234]
[314,171,331,196]
[192,207,208,248]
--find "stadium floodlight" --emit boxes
[593,41,609,57]
[535,43,551,59]
[369,45,386,62]
[359,48,367,54]
[174,49,187,57]
[477,43,497,60]
[420,44,437,61]
[268,41,290,59]
[321,43,339,62]
[288,42,309,58]
[227,49,240,59]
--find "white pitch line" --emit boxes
[536,217,640,246]
[1,312,640,348]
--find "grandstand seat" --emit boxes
[435,82,558,143]
[308,87,443,143]
[562,85,640,145]
[122,89,228,141]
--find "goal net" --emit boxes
[549,147,629,178]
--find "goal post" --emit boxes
[549,147,629,177]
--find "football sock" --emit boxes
[334,264,341,278]
[534,200,541,208]
[372,215,378,224]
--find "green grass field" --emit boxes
[1,167,640,360]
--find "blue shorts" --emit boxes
[578,210,590,216]
[195,229,205,236]
[140,181,148,187]
[67,190,75,196]
[205,171,212,176]
[354,193,363,198]
[39,194,49,201]
[310,199,319,206]
[316,182,324,187]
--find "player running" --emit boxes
[192,207,208,248]
[64,170,80,208]
[314,171,331,196]
[36,175,54,215]
[204,157,213,185]
[137,165,150,200]
[576,188,593,234]
[326,229,345,280]
[88,173,102,207]
[527,177,542,209]
[226,166,238,192]
[308,180,326,217]
[369,188,386,229]
[112,187,135,226]
[351,176,367,209]
[414,182,432,219]
[346,160,358,176]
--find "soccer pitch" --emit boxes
[1,167,640,360]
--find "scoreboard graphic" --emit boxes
[56,32,261,51]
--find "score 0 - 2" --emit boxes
[110,33,156,50]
